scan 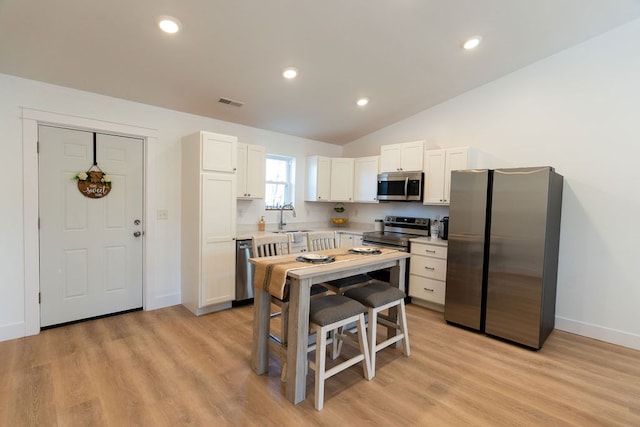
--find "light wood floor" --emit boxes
[1,303,639,426]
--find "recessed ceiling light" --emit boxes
[462,36,482,50]
[282,67,298,79]
[356,97,369,107]
[158,16,181,34]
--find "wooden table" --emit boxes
[250,248,410,405]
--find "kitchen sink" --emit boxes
[273,229,311,244]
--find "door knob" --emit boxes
[133,231,143,237]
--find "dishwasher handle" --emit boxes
[235,239,254,301]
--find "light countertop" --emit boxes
[410,236,448,247]
[236,222,374,240]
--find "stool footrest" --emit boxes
[375,334,405,352]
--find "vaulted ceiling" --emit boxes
[2,1,640,144]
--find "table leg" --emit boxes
[251,287,270,375]
[387,260,406,346]
[285,276,311,404]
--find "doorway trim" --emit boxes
[22,107,158,336]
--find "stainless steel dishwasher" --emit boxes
[235,239,254,303]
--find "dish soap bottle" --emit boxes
[430,217,439,238]
[258,216,265,231]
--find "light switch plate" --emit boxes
[156,209,169,220]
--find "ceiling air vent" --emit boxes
[218,97,244,107]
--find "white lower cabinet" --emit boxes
[338,232,363,248]
[200,238,236,307]
[288,233,308,253]
[409,241,448,306]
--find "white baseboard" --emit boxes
[145,292,181,311]
[410,298,444,313]
[0,321,26,343]
[555,316,640,351]
[0,293,181,344]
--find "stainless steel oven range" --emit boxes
[362,215,430,251]
[362,216,430,296]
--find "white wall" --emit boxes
[0,73,339,341]
[344,19,640,349]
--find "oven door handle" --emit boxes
[361,240,408,252]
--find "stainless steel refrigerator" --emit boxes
[444,167,563,349]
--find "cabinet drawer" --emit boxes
[410,255,447,281]
[409,276,445,304]
[411,242,447,259]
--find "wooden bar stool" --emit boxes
[252,234,327,380]
[307,294,373,410]
[306,230,338,251]
[306,231,372,295]
[306,230,373,358]
[344,281,410,377]
[252,234,293,345]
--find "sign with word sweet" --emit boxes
[75,170,112,199]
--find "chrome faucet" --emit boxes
[279,203,296,230]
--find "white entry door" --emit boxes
[38,125,144,327]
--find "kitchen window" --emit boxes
[265,154,295,209]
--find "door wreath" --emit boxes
[72,132,112,199]
[74,165,112,198]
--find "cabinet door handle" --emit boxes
[423,287,435,292]
[424,266,435,271]
[424,249,436,253]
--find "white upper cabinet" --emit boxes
[237,143,265,199]
[306,154,381,203]
[443,147,468,204]
[379,140,424,172]
[330,158,354,202]
[424,147,469,205]
[353,156,379,203]
[424,150,446,204]
[200,131,238,173]
[305,155,331,201]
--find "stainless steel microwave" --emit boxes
[377,171,424,201]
